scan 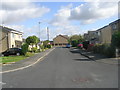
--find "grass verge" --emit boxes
[0,53,35,64]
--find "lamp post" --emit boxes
[47,27,49,41]
[38,22,41,41]
[38,22,41,51]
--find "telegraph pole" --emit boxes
[47,27,49,41]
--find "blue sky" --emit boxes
[2,1,118,40]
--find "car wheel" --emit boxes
[1,54,4,57]
[16,53,20,56]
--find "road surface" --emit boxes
[2,47,118,88]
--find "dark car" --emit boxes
[1,48,23,56]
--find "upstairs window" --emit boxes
[112,24,117,30]
[12,33,14,38]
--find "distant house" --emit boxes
[53,35,69,46]
[84,31,98,44]
[0,26,23,53]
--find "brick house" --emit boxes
[53,35,69,46]
[0,26,23,53]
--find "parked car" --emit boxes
[77,43,83,49]
[66,44,72,48]
[1,48,23,56]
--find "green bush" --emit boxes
[31,47,37,53]
[111,31,120,48]
[71,40,79,47]
[39,45,45,52]
[25,52,34,57]
[105,46,115,58]
[92,44,115,57]
[47,44,52,48]
[21,43,29,55]
[40,45,44,49]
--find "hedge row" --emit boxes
[90,44,115,58]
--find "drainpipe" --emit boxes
[7,33,9,49]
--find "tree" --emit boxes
[111,31,120,57]
[26,35,40,48]
[43,40,50,48]
[69,35,84,47]
[21,43,29,55]
[111,31,120,48]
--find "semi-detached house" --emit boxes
[84,19,120,44]
[0,26,23,53]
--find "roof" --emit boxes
[0,26,23,34]
[96,25,109,31]
[109,19,120,25]
[55,34,69,40]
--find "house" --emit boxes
[0,26,23,53]
[53,35,69,46]
[83,19,120,45]
[97,19,120,44]
[109,19,120,33]
[83,33,89,41]
[97,25,112,44]
[84,31,98,44]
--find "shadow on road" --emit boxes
[74,58,93,61]
[69,48,80,54]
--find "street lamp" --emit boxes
[46,27,49,41]
[38,22,41,41]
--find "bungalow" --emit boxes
[53,35,69,46]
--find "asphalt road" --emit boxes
[2,47,118,88]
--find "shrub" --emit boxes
[25,52,34,57]
[83,41,89,50]
[39,45,45,52]
[111,31,120,48]
[92,43,115,58]
[47,44,52,48]
[71,40,79,47]
[104,46,115,58]
[21,43,29,55]
[31,47,37,53]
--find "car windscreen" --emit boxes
[8,48,15,51]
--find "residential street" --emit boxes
[2,47,118,88]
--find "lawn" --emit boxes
[0,53,35,64]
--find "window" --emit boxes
[19,35,21,38]
[98,31,101,36]
[112,24,117,30]
[12,33,14,38]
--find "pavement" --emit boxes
[1,48,55,73]
[2,47,118,88]
[78,48,119,65]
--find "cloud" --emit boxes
[1,1,50,24]
[83,0,119,2]
[69,2,118,24]
[49,2,118,38]
[50,2,117,26]
[49,4,71,27]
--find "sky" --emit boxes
[1,0,118,41]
